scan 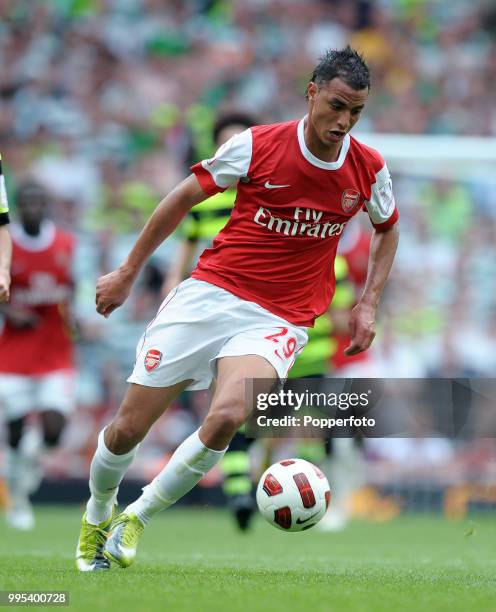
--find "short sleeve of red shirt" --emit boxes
[191,129,253,197]
[363,160,399,232]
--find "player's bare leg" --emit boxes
[76,379,190,571]
[104,355,277,568]
[200,355,277,449]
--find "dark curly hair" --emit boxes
[310,46,370,91]
[213,112,257,145]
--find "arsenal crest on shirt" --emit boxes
[144,349,162,372]
[341,189,360,213]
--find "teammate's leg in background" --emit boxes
[6,410,67,530]
[105,355,277,567]
[221,431,255,531]
[76,379,190,571]
[5,416,36,530]
[40,409,66,449]
[33,410,66,494]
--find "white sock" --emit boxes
[125,429,227,525]
[6,427,44,503]
[19,427,44,495]
[6,447,23,501]
[86,428,138,525]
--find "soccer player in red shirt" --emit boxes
[0,155,12,302]
[76,47,399,571]
[0,182,76,530]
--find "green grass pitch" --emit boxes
[0,506,495,611]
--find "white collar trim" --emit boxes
[12,221,56,251]
[297,115,350,170]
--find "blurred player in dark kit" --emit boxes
[164,112,259,531]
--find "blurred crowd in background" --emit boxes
[0,0,495,511]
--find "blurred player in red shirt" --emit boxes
[76,47,399,571]
[0,182,76,530]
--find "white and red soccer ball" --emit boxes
[256,458,331,532]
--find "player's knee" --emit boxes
[41,411,66,448]
[106,417,145,453]
[205,402,246,438]
[43,427,63,448]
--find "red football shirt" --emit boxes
[0,221,75,375]
[191,117,398,327]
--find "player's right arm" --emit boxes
[96,174,206,317]
[96,127,251,317]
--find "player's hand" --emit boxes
[344,302,376,356]
[0,269,10,303]
[95,266,135,318]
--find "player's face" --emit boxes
[18,192,47,229]
[307,77,368,147]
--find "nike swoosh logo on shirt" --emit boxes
[265,181,290,189]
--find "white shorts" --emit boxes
[0,370,76,421]
[127,278,308,391]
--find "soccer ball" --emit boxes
[256,458,331,532]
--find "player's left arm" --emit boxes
[345,223,399,355]
[0,224,12,303]
[0,152,12,302]
[344,161,399,356]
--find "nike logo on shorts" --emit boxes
[265,181,290,189]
